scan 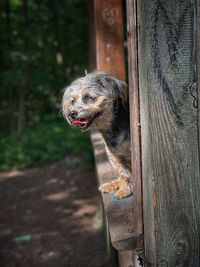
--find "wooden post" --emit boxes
[126,1,144,265]
[197,0,200,154]
[93,0,126,81]
[128,0,200,265]
[126,0,143,239]
[88,0,96,71]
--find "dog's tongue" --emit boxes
[72,119,89,126]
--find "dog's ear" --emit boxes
[95,72,128,107]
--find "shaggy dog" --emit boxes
[62,72,132,199]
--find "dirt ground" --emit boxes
[0,154,108,267]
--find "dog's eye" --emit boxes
[71,99,75,105]
[84,95,94,104]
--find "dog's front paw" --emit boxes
[99,179,123,194]
[115,186,132,199]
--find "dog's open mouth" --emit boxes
[72,112,102,130]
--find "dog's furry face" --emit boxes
[62,72,127,132]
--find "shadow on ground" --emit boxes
[0,154,108,267]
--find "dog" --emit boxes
[62,72,132,199]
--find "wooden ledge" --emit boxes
[91,131,143,251]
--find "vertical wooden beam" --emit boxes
[137,0,157,263]
[88,0,97,71]
[126,2,145,265]
[197,0,200,155]
[126,0,143,239]
[137,0,200,265]
[94,0,126,81]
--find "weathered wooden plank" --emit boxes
[91,131,143,251]
[118,251,134,267]
[137,0,157,263]
[197,0,200,153]
[94,0,126,81]
[88,0,96,71]
[138,0,200,265]
[126,0,143,238]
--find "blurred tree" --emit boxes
[0,0,88,133]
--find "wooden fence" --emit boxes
[89,0,200,266]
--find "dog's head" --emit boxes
[62,72,127,131]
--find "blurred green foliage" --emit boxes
[0,0,93,170]
[0,115,93,171]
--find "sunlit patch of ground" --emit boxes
[0,155,108,267]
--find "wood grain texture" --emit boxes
[137,1,157,264]
[91,131,143,251]
[94,0,126,81]
[126,0,143,238]
[88,0,97,71]
[118,251,134,267]
[138,0,200,265]
[197,0,200,156]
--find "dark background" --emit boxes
[0,0,93,171]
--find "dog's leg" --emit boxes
[114,178,132,199]
[100,177,132,199]
[99,145,133,199]
[99,178,124,193]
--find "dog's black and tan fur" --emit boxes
[62,72,132,199]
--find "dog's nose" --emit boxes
[69,110,78,119]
